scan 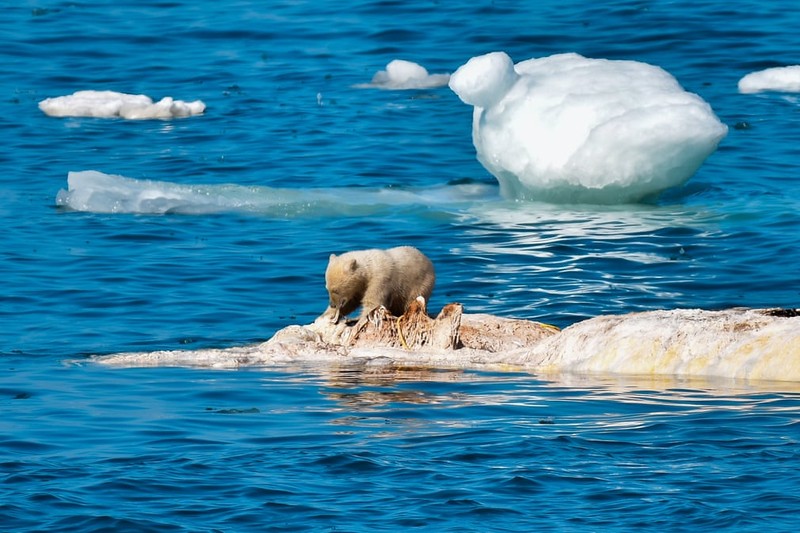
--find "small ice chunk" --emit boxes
[448,51,518,108]
[358,59,450,90]
[39,90,206,119]
[56,171,190,214]
[738,65,800,94]
[449,52,728,204]
[380,60,429,84]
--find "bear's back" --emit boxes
[385,246,435,304]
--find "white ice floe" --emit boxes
[56,170,497,216]
[449,52,728,204]
[357,59,450,89]
[39,90,206,119]
[738,65,800,94]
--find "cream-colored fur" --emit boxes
[323,246,435,323]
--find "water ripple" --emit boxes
[3,0,800,531]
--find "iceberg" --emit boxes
[39,90,206,119]
[449,52,728,204]
[356,59,450,90]
[738,65,800,94]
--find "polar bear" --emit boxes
[323,246,435,323]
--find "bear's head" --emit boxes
[325,253,367,323]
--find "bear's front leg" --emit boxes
[359,285,391,319]
[319,305,341,324]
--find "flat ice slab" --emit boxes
[39,90,206,119]
[55,170,497,216]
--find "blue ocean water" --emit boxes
[2,1,799,531]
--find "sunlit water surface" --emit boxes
[2,1,799,530]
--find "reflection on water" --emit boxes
[287,363,800,416]
[4,360,800,531]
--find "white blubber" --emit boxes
[449,52,728,203]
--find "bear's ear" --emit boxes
[329,253,337,261]
[348,258,358,271]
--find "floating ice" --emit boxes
[39,90,206,119]
[449,52,728,204]
[357,59,450,90]
[738,65,800,94]
[56,170,496,216]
